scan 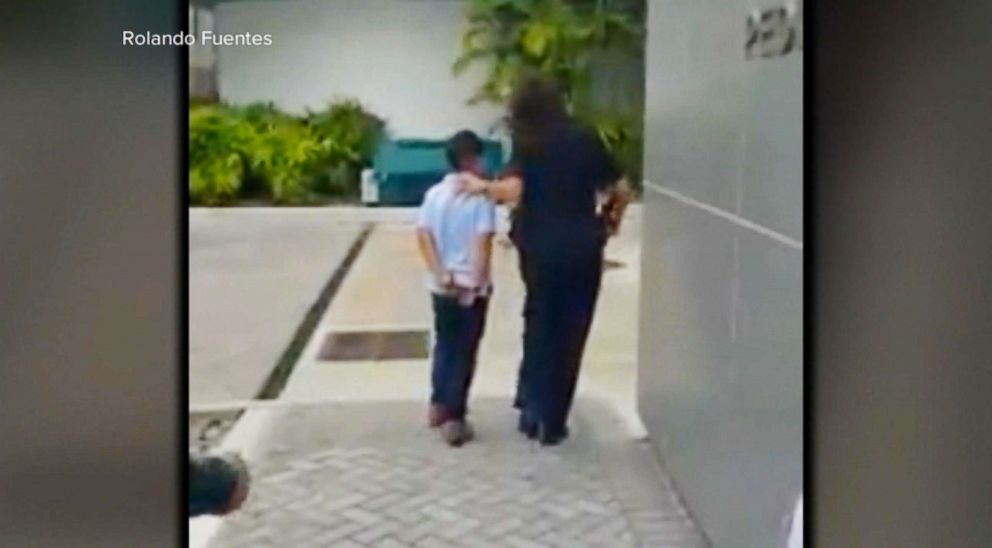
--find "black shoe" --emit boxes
[537,423,569,446]
[518,413,538,439]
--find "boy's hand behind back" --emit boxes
[435,270,455,291]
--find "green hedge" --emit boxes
[188,100,386,206]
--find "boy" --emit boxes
[416,130,496,447]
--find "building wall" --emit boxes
[637,1,803,546]
[214,0,502,138]
[189,6,218,100]
[189,6,216,71]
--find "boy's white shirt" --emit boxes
[417,173,496,295]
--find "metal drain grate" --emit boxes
[318,330,430,361]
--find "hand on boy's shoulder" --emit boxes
[455,171,489,196]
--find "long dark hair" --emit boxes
[508,74,569,161]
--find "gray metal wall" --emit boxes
[637,1,802,546]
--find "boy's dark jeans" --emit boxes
[431,293,489,420]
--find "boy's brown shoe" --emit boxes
[428,404,448,428]
[440,420,474,447]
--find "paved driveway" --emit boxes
[189,209,369,405]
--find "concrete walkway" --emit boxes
[274,211,645,437]
[192,206,707,547]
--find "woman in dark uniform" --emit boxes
[460,76,630,445]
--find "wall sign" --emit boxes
[746,1,803,60]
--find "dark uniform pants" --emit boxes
[519,248,603,434]
[513,246,531,410]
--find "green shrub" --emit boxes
[190,156,244,206]
[579,109,643,193]
[453,0,643,107]
[188,104,253,205]
[237,101,294,132]
[306,99,386,169]
[188,99,386,205]
[311,163,359,198]
[305,99,386,194]
[244,122,325,204]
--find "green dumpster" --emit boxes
[371,138,503,206]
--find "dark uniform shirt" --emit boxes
[515,123,621,259]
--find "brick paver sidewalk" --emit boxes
[210,398,706,548]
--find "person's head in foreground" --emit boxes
[445,129,485,176]
[189,452,251,518]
